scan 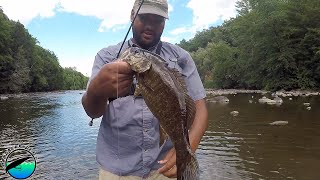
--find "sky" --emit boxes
[0,0,238,76]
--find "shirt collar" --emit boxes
[128,38,160,52]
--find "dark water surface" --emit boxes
[0,91,319,179]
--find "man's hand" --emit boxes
[82,61,133,118]
[89,61,133,100]
[157,148,177,178]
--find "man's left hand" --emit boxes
[157,148,177,178]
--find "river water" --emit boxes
[0,91,319,179]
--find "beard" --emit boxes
[132,27,162,49]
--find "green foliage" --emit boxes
[62,67,89,90]
[179,0,320,90]
[0,10,88,94]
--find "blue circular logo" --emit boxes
[4,148,36,179]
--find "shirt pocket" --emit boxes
[167,56,182,73]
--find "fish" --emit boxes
[120,47,199,180]
[5,157,31,172]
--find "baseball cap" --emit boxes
[133,0,169,19]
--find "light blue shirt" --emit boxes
[88,39,205,177]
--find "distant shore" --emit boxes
[0,90,85,99]
[1,89,320,100]
[205,89,320,97]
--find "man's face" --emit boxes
[132,13,165,49]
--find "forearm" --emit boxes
[82,77,108,119]
[188,99,208,152]
[82,91,107,119]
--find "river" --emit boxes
[0,91,319,179]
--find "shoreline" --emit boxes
[205,89,320,97]
[0,90,86,99]
[1,89,320,100]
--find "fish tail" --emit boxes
[181,153,199,180]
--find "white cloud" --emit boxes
[161,36,174,43]
[0,0,59,25]
[169,27,189,35]
[59,55,94,76]
[0,0,175,32]
[57,0,134,31]
[0,0,135,31]
[187,0,237,31]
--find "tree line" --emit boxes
[0,8,89,94]
[179,0,320,91]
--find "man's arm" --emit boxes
[82,61,133,118]
[189,99,208,152]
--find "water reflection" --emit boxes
[0,92,320,179]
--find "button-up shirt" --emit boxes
[88,38,205,177]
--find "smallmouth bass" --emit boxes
[120,47,199,180]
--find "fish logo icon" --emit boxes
[1,147,36,179]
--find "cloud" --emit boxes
[0,0,59,25]
[59,54,94,76]
[0,0,135,31]
[58,0,134,31]
[187,0,237,31]
[0,0,175,32]
[169,27,189,35]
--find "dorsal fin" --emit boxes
[168,67,196,131]
[168,67,188,95]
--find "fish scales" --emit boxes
[120,47,199,180]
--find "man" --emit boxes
[82,0,208,179]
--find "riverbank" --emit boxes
[0,90,85,100]
[1,89,319,101]
[205,89,320,97]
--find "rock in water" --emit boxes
[121,47,199,180]
[207,96,229,104]
[230,111,239,116]
[269,121,288,126]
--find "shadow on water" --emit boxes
[1,91,320,179]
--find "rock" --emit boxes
[266,100,277,105]
[207,96,229,104]
[249,100,253,103]
[258,96,271,103]
[0,96,9,100]
[289,98,293,100]
[269,121,288,126]
[273,96,283,105]
[230,111,239,116]
[259,96,283,105]
[303,103,310,107]
[306,107,311,110]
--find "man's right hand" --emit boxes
[89,61,133,100]
[82,61,133,118]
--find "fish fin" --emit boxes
[159,125,169,147]
[185,95,196,130]
[168,67,188,94]
[181,154,200,180]
[168,67,196,131]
